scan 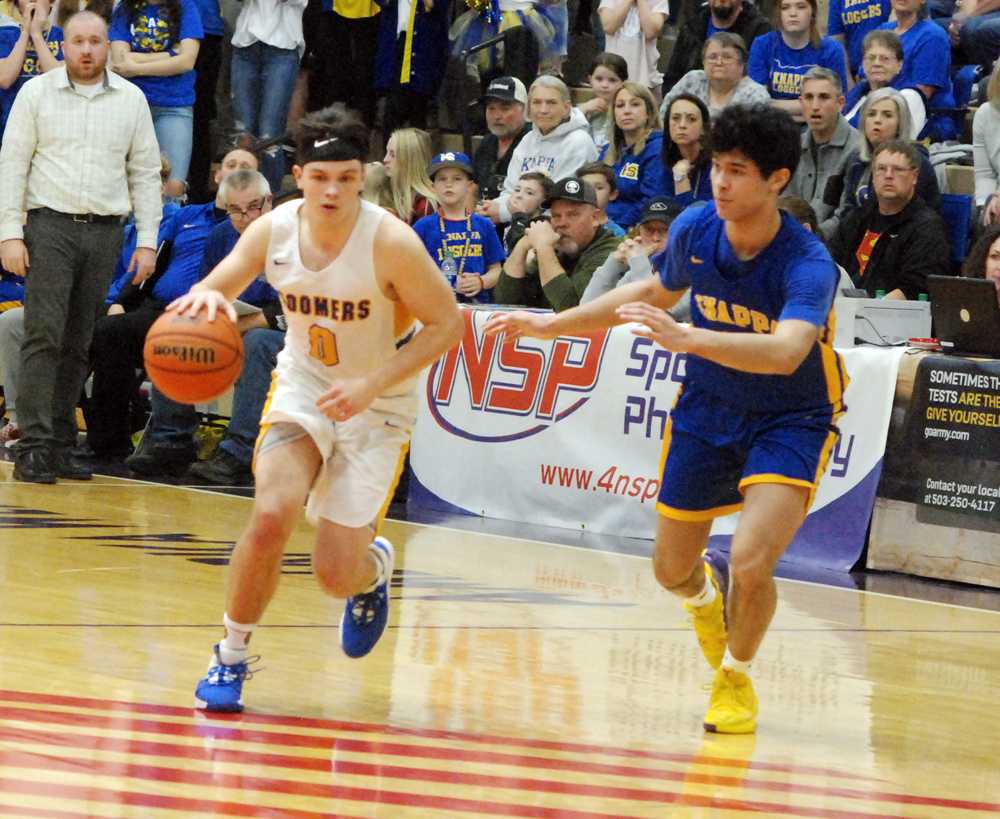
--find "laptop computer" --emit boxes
[927,275,1000,357]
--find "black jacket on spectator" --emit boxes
[836,146,941,222]
[473,124,531,201]
[662,2,771,91]
[829,195,952,300]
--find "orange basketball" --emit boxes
[143,309,244,404]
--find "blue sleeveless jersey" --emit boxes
[658,202,848,413]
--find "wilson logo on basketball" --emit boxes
[427,310,610,442]
[151,344,217,365]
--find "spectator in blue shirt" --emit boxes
[842,30,926,137]
[83,148,257,460]
[413,152,506,303]
[126,169,281,477]
[748,0,849,119]
[876,0,952,110]
[660,93,714,207]
[827,0,890,79]
[109,0,203,184]
[598,82,664,230]
[0,0,63,138]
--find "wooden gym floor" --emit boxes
[1,464,998,817]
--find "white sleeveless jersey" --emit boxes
[265,198,417,409]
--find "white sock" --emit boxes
[683,571,717,608]
[722,648,751,675]
[218,613,255,665]
[363,541,389,593]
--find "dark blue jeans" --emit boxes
[230,42,301,193]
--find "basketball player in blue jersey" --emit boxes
[167,105,464,713]
[486,104,848,734]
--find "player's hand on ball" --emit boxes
[167,289,237,323]
[616,302,692,351]
[484,310,558,341]
[317,377,378,422]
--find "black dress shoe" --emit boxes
[13,449,57,484]
[126,444,196,477]
[186,448,253,486]
[51,449,93,480]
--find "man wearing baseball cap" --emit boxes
[495,177,619,311]
[582,197,691,315]
[473,76,531,203]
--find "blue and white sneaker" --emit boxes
[195,644,254,712]
[340,537,395,658]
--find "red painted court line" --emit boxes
[0,712,905,809]
[0,778,325,819]
[0,804,93,819]
[0,688,882,784]
[0,724,332,772]
[333,742,985,815]
[0,727,980,816]
[0,768,629,819]
[327,759,908,819]
[0,751,910,819]
[0,728,894,819]
[2,705,996,814]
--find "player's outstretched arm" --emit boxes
[484,276,683,341]
[167,214,273,322]
[618,302,820,375]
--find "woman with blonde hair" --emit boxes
[599,81,663,229]
[973,60,1000,228]
[367,127,438,224]
[834,87,939,228]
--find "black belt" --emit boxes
[31,207,125,225]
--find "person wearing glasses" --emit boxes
[660,32,770,120]
[829,139,950,299]
[125,168,282,478]
[841,30,926,138]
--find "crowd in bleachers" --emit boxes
[1,0,1000,484]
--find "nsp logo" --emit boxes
[426,310,611,442]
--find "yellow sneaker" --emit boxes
[684,550,729,669]
[703,667,758,734]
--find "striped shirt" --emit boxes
[0,65,162,248]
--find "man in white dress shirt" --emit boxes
[0,10,162,483]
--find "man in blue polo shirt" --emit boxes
[125,168,282,477]
[83,148,258,460]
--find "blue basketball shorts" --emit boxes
[656,388,844,521]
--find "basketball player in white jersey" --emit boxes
[167,105,464,712]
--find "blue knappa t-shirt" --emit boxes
[748,31,848,100]
[0,24,63,132]
[412,212,506,304]
[657,202,846,413]
[110,0,204,107]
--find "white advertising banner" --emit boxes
[411,309,906,563]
